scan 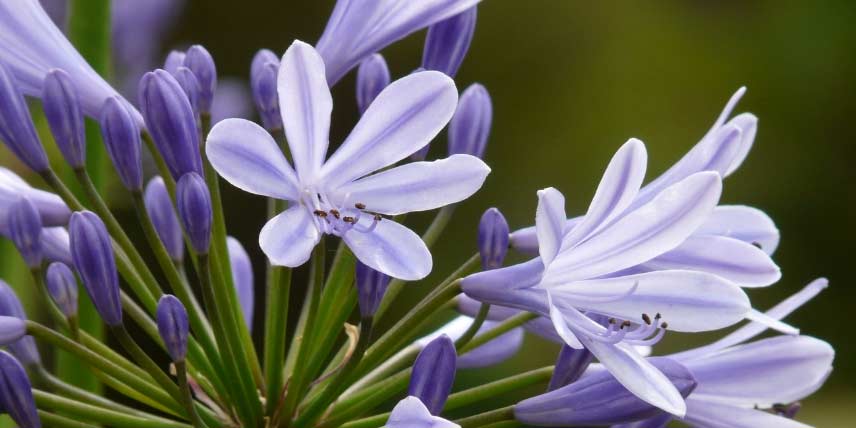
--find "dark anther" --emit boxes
[313,210,328,217]
[661,322,669,329]
[655,313,662,320]
[642,313,652,325]
[355,202,366,209]
[752,241,763,249]
[373,214,383,221]
[620,320,632,328]
[343,216,356,224]
[608,318,617,325]
[329,209,340,219]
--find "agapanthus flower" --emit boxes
[316,0,483,85]
[416,315,524,369]
[0,282,41,366]
[206,41,490,280]
[0,167,70,230]
[386,396,459,428]
[0,350,41,428]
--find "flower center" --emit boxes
[299,188,383,237]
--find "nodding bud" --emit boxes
[174,67,202,119]
[100,96,143,191]
[45,262,78,318]
[139,69,203,180]
[448,83,492,159]
[7,197,43,268]
[164,50,187,75]
[69,211,122,327]
[0,281,41,366]
[477,207,509,270]
[0,63,48,172]
[422,7,477,77]
[184,45,217,114]
[408,334,457,415]
[227,237,254,330]
[144,176,184,262]
[0,351,41,428]
[547,345,594,391]
[157,295,189,362]
[515,357,697,426]
[42,69,86,168]
[176,172,212,254]
[356,54,391,115]
[0,316,26,345]
[250,49,282,131]
[355,260,390,318]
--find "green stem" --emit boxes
[339,344,419,399]
[455,303,490,349]
[264,266,292,416]
[31,365,150,418]
[456,406,516,428]
[176,361,205,428]
[445,366,553,411]
[318,368,411,428]
[459,312,538,354]
[33,389,192,428]
[38,411,100,428]
[110,325,184,406]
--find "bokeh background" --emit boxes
[2,0,854,426]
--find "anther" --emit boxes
[373,214,383,221]
[355,203,366,210]
[313,210,328,217]
[752,241,763,249]
[608,318,617,325]
[642,313,651,325]
[661,322,669,329]
[343,216,356,224]
[620,320,632,329]
[654,313,661,320]
[329,209,340,219]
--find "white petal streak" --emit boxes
[259,205,320,267]
[335,154,490,215]
[343,217,431,281]
[535,187,567,266]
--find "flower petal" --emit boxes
[683,397,812,428]
[342,217,431,280]
[461,257,547,314]
[386,396,460,428]
[321,71,458,188]
[562,138,647,248]
[278,41,331,180]
[259,205,320,267]
[206,118,300,200]
[696,205,779,255]
[544,172,722,284]
[722,113,757,176]
[536,187,567,266]
[334,154,489,215]
[643,236,780,287]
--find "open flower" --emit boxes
[206,41,489,280]
[386,396,459,428]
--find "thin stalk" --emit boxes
[110,325,184,406]
[264,266,292,416]
[318,369,411,428]
[445,366,553,411]
[455,303,490,349]
[339,344,419,399]
[32,365,150,418]
[459,312,538,354]
[456,406,516,428]
[33,389,192,428]
[176,360,205,428]
[38,411,100,428]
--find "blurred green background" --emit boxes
[2,0,854,426]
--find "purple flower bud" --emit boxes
[139,70,203,179]
[0,63,48,172]
[0,282,41,366]
[184,45,217,114]
[408,334,456,415]
[176,172,212,254]
[144,177,184,262]
[164,50,186,75]
[448,83,492,159]
[227,237,254,330]
[251,49,279,79]
[7,197,43,268]
[422,7,477,77]
[548,345,594,391]
[478,207,508,270]
[41,227,72,266]
[156,295,189,362]
[174,67,202,119]
[0,316,26,345]
[69,211,122,326]
[100,96,143,191]
[45,262,78,318]
[0,351,41,428]
[356,54,390,115]
[1,167,70,227]
[514,358,697,426]
[355,260,390,318]
[42,69,86,168]
[250,58,281,131]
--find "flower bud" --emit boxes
[164,50,187,75]
[100,96,143,191]
[42,69,86,168]
[7,197,43,268]
[0,316,26,345]
[1,167,70,227]
[478,207,508,270]
[157,295,189,362]
[448,83,492,159]
[184,45,217,114]
[69,211,122,326]
[422,7,477,77]
[144,176,184,262]
[139,70,203,179]
[0,351,41,428]
[176,172,212,254]
[41,227,72,266]
[45,262,78,318]
[227,236,254,330]
[547,345,594,391]
[356,54,390,115]
[0,281,40,367]
[174,66,202,119]
[514,357,697,426]
[251,58,281,131]
[355,260,390,318]
[408,334,456,415]
[0,63,48,172]
[251,49,279,79]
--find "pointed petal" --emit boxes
[547,296,585,349]
[278,41,331,180]
[536,187,567,266]
[722,113,757,176]
[744,309,799,335]
[563,138,647,248]
[321,71,458,188]
[461,257,547,314]
[684,397,812,428]
[709,87,746,131]
[206,118,300,200]
[644,236,781,287]
[334,154,489,215]
[342,218,432,281]
[696,205,779,255]
[259,205,320,267]
[545,172,722,284]
[387,396,460,428]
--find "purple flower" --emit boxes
[157,295,189,362]
[206,41,490,280]
[0,316,26,345]
[416,315,523,369]
[0,167,70,228]
[386,396,459,428]
[164,50,186,75]
[174,67,202,119]
[0,63,49,172]
[7,197,43,267]
[448,83,492,159]
[316,0,484,85]
[0,281,40,367]
[251,50,282,131]
[477,207,508,270]
[409,335,456,415]
[100,96,143,191]
[42,69,86,168]
[227,236,254,330]
[548,344,593,391]
[45,262,78,318]
[422,7,477,77]
[184,45,217,115]
[355,260,391,318]
[0,351,41,428]
[356,54,391,115]
[176,172,213,254]
[0,0,139,124]
[144,176,184,262]
[69,211,122,327]
[40,226,72,265]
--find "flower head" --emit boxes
[7,197,43,268]
[176,172,213,254]
[0,63,49,172]
[69,211,122,327]
[477,207,508,270]
[100,96,143,191]
[0,282,40,366]
[0,350,41,428]
[250,49,282,131]
[386,396,459,428]
[448,83,492,159]
[206,41,490,280]
[355,260,391,318]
